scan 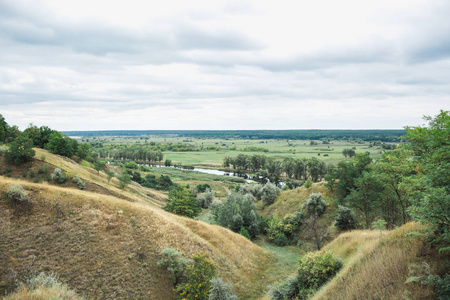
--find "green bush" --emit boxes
[267,212,303,245]
[297,250,342,290]
[196,183,211,193]
[72,176,86,190]
[208,277,238,300]
[157,248,192,285]
[273,232,289,246]
[335,205,356,231]
[268,275,300,300]
[304,179,313,188]
[239,227,251,240]
[198,188,214,209]
[51,168,66,184]
[261,182,280,205]
[302,193,326,216]
[176,252,216,300]
[28,170,35,178]
[38,163,49,174]
[7,184,31,204]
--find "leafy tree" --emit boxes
[46,131,76,158]
[93,161,105,174]
[176,252,216,300]
[210,192,261,237]
[4,134,36,165]
[302,193,326,217]
[198,188,214,209]
[0,114,8,144]
[105,170,115,184]
[163,185,201,218]
[346,172,385,228]
[335,205,356,231]
[342,148,356,158]
[260,182,280,205]
[77,143,91,160]
[403,111,450,252]
[117,173,131,188]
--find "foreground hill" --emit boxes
[0,151,273,299]
[313,222,447,299]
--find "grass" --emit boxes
[312,223,444,300]
[0,150,275,299]
[90,135,387,167]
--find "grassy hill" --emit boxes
[313,222,447,299]
[0,150,274,299]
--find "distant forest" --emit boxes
[62,129,406,142]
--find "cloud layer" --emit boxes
[0,0,449,130]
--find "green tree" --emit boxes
[0,114,8,144]
[117,173,131,188]
[77,143,91,160]
[105,170,115,184]
[4,134,36,165]
[93,161,106,174]
[46,131,76,158]
[163,185,201,218]
[404,110,450,253]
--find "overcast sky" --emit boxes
[0,0,449,131]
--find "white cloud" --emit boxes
[0,0,449,130]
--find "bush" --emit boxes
[38,163,49,174]
[268,275,300,300]
[28,170,35,178]
[267,212,303,245]
[208,277,238,300]
[198,188,214,208]
[3,135,35,165]
[239,227,251,240]
[176,252,216,300]
[7,184,30,204]
[51,168,66,184]
[302,193,326,216]
[273,232,289,246]
[297,250,342,290]
[304,179,313,188]
[335,205,356,231]
[261,183,280,205]
[196,183,211,193]
[72,176,86,190]
[157,248,192,285]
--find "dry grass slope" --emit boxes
[313,223,445,300]
[0,151,273,299]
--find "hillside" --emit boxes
[0,150,274,299]
[313,222,447,299]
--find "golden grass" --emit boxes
[0,176,271,299]
[312,223,438,300]
[259,182,334,219]
[4,284,83,300]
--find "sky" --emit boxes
[0,0,449,131]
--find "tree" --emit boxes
[77,143,91,160]
[260,182,280,205]
[4,134,36,165]
[157,248,192,285]
[163,185,201,218]
[46,131,76,158]
[346,172,385,228]
[105,170,115,184]
[302,193,326,217]
[342,148,356,158]
[0,114,7,144]
[117,173,131,188]
[335,205,356,231]
[93,161,106,174]
[404,110,450,253]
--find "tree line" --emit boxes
[223,154,328,182]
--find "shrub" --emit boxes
[261,182,280,205]
[209,277,238,300]
[273,232,289,246]
[335,205,356,231]
[198,188,214,209]
[3,135,35,165]
[302,193,326,216]
[51,168,66,184]
[268,275,300,300]
[239,227,251,240]
[176,252,216,300]
[297,250,342,290]
[117,173,131,188]
[304,179,313,188]
[371,219,387,230]
[4,271,82,300]
[28,170,35,178]
[124,161,138,169]
[38,163,49,174]
[267,212,303,246]
[157,248,192,285]
[72,176,86,190]
[196,183,211,193]
[7,184,30,204]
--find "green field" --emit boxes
[85,135,391,167]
